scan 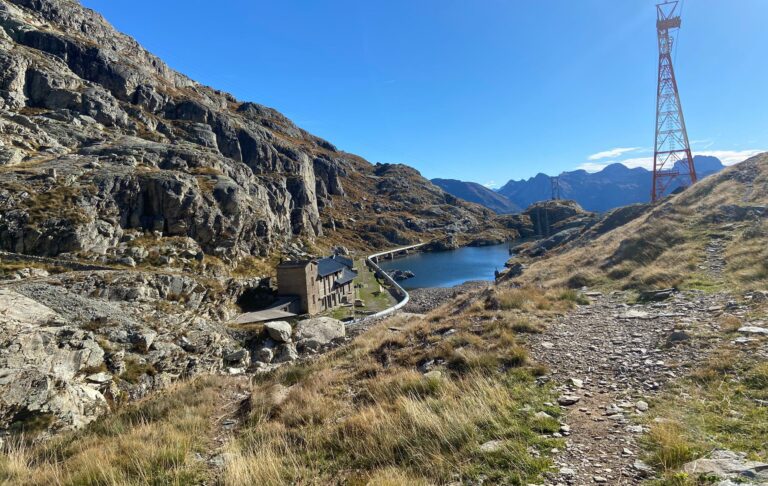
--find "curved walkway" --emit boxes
[348,243,427,325]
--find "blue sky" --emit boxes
[81,0,767,187]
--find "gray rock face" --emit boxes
[0,288,108,432]
[294,317,346,351]
[0,0,501,263]
[0,270,249,436]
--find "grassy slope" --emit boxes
[513,155,768,484]
[222,287,583,485]
[2,287,585,485]
[1,376,242,485]
[642,304,768,485]
[515,154,768,293]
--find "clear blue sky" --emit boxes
[81,0,768,186]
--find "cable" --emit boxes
[673,0,685,64]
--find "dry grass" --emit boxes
[644,422,698,472]
[718,314,743,333]
[485,286,586,313]
[0,286,569,485]
[0,375,237,485]
[725,220,768,288]
[230,255,280,278]
[221,289,568,484]
[643,341,768,482]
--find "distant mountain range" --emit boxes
[434,156,725,213]
[431,179,521,214]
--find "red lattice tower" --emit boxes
[652,0,697,202]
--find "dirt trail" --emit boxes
[203,376,251,476]
[523,290,733,485]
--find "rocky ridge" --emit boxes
[0,0,507,267]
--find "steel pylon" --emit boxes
[652,0,696,202]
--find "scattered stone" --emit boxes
[633,459,654,477]
[557,395,581,406]
[639,288,676,301]
[737,326,768,335]
[593,476,608,483]
[86,372,112,384]
[255,346,274,364]
[733,337,757,345]
[224,349,248,364]
[666,330,691,345]
[569,378,584,388]
[621,309,651,319]
[479,440,504,453]
[635,400,649,412]
[559,467,576,477]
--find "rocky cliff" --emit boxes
[0,0,502,267]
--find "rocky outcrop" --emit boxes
[0,270,250,436]
[0,288,108,433]
[0,0,507,264]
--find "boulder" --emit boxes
[294,317,345,351]
[737,326,768,335]
[273,343,298,363]
[255,347,274,364]
[130,328,157,353]
[224,349,249,366]
[682,450,768,482]
[557,395,581,406]
[264,321,293,343]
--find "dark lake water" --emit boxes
[378,243,511,289]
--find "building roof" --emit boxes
[333,254,354,268]
[334,267,357,287]
[277,259,313,269]
[317,254,354,277]
[233,309,296,325]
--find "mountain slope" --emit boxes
[0,0,506,267]
[431,178,521,213]
[508,153,768,291]
[498,155,725,212]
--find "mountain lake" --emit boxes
[377,242,512,289]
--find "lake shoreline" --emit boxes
[402,280,492,314]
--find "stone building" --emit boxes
[276,255,357,315]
